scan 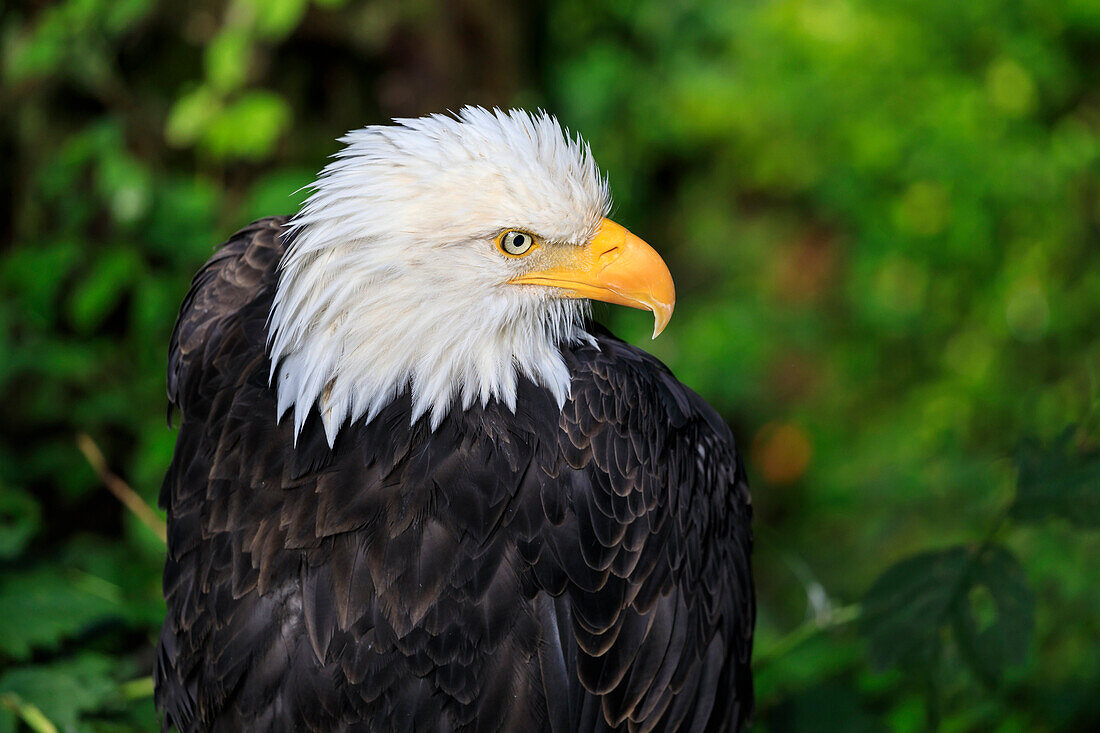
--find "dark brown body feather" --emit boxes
[154,217,754,732]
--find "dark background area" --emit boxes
[1,0,1099,730]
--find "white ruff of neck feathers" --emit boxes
[267,108,611,445]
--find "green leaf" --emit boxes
[67,247,142,333]
[8,338,100,383]
[254,0,309,39]
[59,536,165,628]
[1011,429,1100,528]
[952,547,1035,684]
[200,90,291,160]
[205,29,251,93]
[3,11,66,83]
[861,545,1034,683]
[165,87,221,148]
[754,631,862,703]
[861,546,970,670]
[1,240,81,326]
[0,567,122,659]
[103,0,155,34]
[145,176,220,264]
[0,654,122,732]
[0,484,41,559]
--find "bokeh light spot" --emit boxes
[895,181,952,237]
[752,421,813,485]
[986,58,1037,117]
[1005,280,1050,341]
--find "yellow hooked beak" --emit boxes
[509,218,676,338]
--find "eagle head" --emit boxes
[268,107,675,444]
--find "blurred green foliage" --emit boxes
[1,0,1098,730]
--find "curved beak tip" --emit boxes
[651,301,674,339]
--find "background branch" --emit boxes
[76,433,166,544]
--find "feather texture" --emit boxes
[156,218,754,731]
[269,108,608,442]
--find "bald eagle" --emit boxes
[155,108,754,732]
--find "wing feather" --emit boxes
[529,327,754,731]
[156,218,753,731]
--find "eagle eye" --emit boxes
[497,230,538,257]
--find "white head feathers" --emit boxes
[268,107,611,445]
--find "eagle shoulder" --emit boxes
[540,328,755,730]
[166,216,288,414]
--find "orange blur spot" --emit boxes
[751,421,813,485]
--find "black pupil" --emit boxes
[511,234,526,249]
